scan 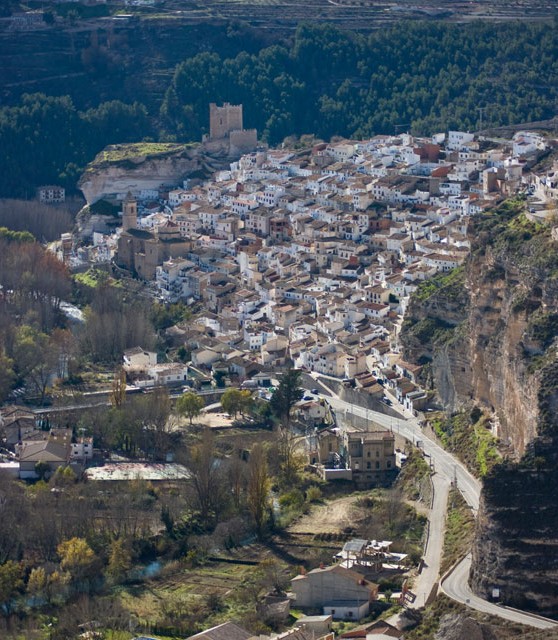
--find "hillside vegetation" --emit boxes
[1,21,558,197]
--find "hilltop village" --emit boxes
[2,104,558,639]
[67,105,558,419]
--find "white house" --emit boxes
[123,347,157,370]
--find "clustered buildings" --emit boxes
[97,128,553,411]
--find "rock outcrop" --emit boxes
[78,142,232,204]
[401,199,558,456]
[435,613,500,640]
[401,198,558,616]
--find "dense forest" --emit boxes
[0,20,557,198]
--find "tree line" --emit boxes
[0,368,321,637]
[0,200,74,243]
[0,96,151,199]
[1,21,557,199]
[162,21,558,143]
[0,236,160,403]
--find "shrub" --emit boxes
[306,486,322,503]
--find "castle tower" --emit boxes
[209,102,243,140]
[122,192,137,231]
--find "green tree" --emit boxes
[106,538,132,582]
[26,567,47,598]
[151,302,191,332]
[34,461,52,482]
[52,465,76,487]
[57,537,96,585]
[13,325,57,403]
[0,353,15,403]
[0,561,24,615]
[221,388,253,418]
[270,368,303,425]
[176,391,204,425]
[45,570,67,604]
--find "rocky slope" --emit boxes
[401,198,558,616]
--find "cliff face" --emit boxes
[401,199,558,615]
[78,142,231,204]
[402,200,558,455]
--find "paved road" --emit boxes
[443,554,556,629]
[320,387,557,628]
[325,393,481,509]
[411,473,449,609]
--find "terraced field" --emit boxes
[161,0,558,32]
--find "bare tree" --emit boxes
[277,425,304,485]
[228,454,247,509]
[187,429,227,526]
[247,443,271,538]
[111,367,127,409]
[141,387,173,458]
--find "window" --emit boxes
[376,461,380,469]
[367,462,371,469]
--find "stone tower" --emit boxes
[209,102,243,140]
[122,192,137,231]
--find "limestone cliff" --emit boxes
[402,199,558,456]
[401,198,558,616]
[79,142,231,204]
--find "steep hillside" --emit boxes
[402,199,558,455]
[471,433,558,616]
[401,197,558,616]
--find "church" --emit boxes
[116,193,192,280]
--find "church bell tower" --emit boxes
[122,192,137,231]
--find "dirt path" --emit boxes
[289,495,361,534]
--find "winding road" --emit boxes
[313,379,557,629]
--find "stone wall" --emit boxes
[229,128,258,155]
